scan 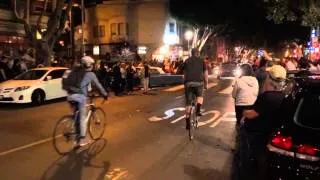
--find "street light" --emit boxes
[184,30,193,52]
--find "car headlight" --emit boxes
[234,68,242,77]
[15,86,31,92]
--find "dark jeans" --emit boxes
[235,105,252,124]
[239,127,268,180]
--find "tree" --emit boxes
[169,0,309,50]
[190,25,227,52]
[266,0,320,27]
[13,0,72,66]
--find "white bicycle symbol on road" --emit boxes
[148,107,236,128]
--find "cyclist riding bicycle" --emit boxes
[184,48,209,130]
[62,56,108,146]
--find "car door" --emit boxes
[43,69,67,99]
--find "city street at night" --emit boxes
[0,79,238,180]
[2,0,320,179]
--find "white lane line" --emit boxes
[166,82,218,93]
[112,171,128,180]
[175,95,184,99]
[0,135,62,156]
[170,115,186,124]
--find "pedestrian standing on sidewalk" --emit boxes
[240,65,287,180]
[232,64,259,125]
[126,62,135,94]
[143,61,150,94]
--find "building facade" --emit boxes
[75,0,182,61]
[0,0,51,55]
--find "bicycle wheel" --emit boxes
[189,104,197,140]
[88,107,106,140]
[53,115,77,155]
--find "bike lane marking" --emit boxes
[0,135,63,156]
[105,168,129,180]
[148,107,223,127]
[210,111,236,128]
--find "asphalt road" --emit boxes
[0,78,237,180]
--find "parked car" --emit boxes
[267,71,320,180]
[215,61,241,79]
[0,67,68,105]
[136,66,184,87]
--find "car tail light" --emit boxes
[297,144,319,156]
[271,134,293,150]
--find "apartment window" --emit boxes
[126,23,129,36]
[31,0,53,15]
[169,23,175,33]
[93,26,99,37]
[93,25,105,37]
[111,23,117,35]
[99,25,105,37]
[119,23,125,36]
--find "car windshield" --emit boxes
[14,70,48,80]
[295,94,320,129]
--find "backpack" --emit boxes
[62,67,86,94]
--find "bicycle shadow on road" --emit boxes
[41,138,110,180]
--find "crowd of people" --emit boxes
[0,49,36,82]
[232,56,299,179]
[95,61,151,96]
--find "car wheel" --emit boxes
[32,90,45,105]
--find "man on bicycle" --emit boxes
[62,56,108,146]
[184,48,209,129]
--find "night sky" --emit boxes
[169,0,310,50]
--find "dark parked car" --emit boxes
[136,66,183,87]
[267,71,320,180]
[215,61,241,79]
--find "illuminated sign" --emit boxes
[93,45,99,55]
[138,46,147,55]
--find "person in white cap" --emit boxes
[239,65,287,180]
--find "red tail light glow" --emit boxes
[297,145,319,156]
[271,135,293,150]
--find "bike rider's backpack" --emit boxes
[62,67,86,94]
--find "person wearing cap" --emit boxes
[239,65,287,180]
[63,56,108,147]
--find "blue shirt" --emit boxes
[80,72,107,96]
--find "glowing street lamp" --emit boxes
[184,30,193,52]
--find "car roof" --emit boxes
[32,67,68,71]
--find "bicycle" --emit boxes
[188,96,199,140]
[53,95,106,155]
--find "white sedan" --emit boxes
[0,67,68,105]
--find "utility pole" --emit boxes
[81,0,85,56]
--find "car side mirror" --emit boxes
[46,76,52,81]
